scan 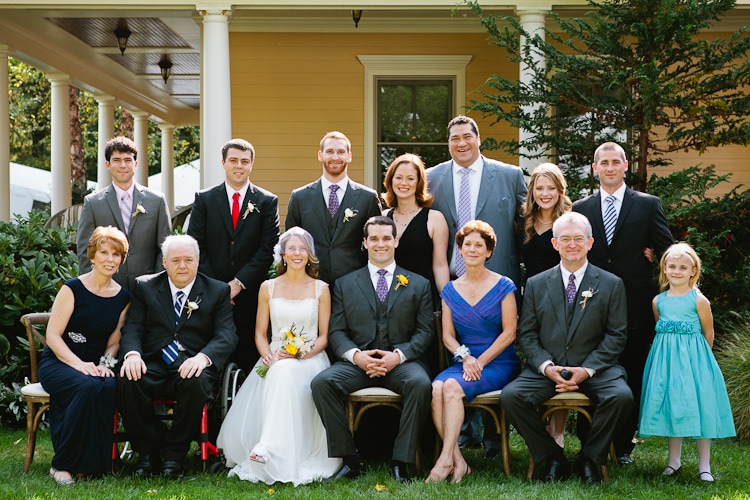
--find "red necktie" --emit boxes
[231,192,240,229]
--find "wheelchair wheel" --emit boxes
[220,362,246,419]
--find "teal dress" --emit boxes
[639,289,735,438]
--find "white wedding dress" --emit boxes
[216,279,342,485]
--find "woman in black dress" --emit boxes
[38,226,131,484]
[382,153,450,308]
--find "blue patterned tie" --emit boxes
[455,168,472,277]
[603,195,617,245]
[328,184,340,217]
[174,290,185,324]
[566,273,577,306]
[376,269,388,303]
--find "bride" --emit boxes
[216,227,342,485]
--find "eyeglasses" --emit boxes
[557,236,588,245]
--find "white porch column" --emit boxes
[48,73,71,216]
[95,94,115,190]
[159,123,175,212]
[517,8,550,173]
[0,46,10,222]
[198,5,232,188]
[132,110,149,186]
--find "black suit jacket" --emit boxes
[285,178,382,285]
[328,265,434,362]
[120,271,238,370]
[573,187,673,328]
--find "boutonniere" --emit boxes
[395,274,409,290]
[343,208,358,223]
[579,288,598,311]
[186,298,201,319]
[243,201,257,219]
[131,202,146,218]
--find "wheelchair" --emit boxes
[115,361,246,473]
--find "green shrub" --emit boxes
[714,312,750,443]
[0,211,77,427]
[649,166,750,331]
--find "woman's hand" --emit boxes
[275,349,295,360]
[261,352,277,367]
[462,356,483,381]
[94,365,115,377]
[72,361,99,376]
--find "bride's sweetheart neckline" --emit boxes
[270,296,317,302]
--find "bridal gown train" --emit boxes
[216,280,342,485]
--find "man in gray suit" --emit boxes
[426,115,527,455]
[77,136,172,291]
[500,212,633,484]
[286,131,382,286]
[311,216,434,483]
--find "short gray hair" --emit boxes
[161,234,200,260]
[552,212,592,238]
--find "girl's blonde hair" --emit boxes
[658,242,702,291]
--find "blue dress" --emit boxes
[433,277,520,401]
[38,278,131,474]
[639,290,735,439]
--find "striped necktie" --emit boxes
[603,195,617,245]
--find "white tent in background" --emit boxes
[147,159,201,210]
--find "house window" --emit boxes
[376,79,453,183]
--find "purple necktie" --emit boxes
[328,184,340,217]
[566,273,577,305]
[376,269,388,303]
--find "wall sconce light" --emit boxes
[114,21,131,56]
[158,56,173,83]
[352,10,362,28]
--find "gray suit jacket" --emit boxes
[285,178,382,285]
[328,265,434,362]
[518,263,627,376]
[426,156,527,288]
[77,183,172,291]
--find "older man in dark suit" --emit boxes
[573,141,673,465]
[118,234,237,478]
[500,212,633,485]
[77,136,172,291]
[311,216,434,483]
[187,138,279,372]
[285,131,382,286]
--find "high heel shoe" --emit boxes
[49,467,74,485]
[450,464,472,484]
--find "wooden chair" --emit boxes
[434,311,512,477]
[19,312,51,473]
[526,392,616,482]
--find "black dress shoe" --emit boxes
[161,460,184,479]
[134,453,158,478]
[542,457,570,482]
[617,454,634,466]
[389,462,412,483]
[574,455,602,485]
[329,464,362,481]
[484,448,500,459]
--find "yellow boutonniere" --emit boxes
[395,274,409,290]
[579,288,598,311]
[132,202,147,218]
[186,298,201,318]
[343,208,358,223]
[243,201,257,219]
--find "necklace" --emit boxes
[538,219,553,225]
[393,207,419,228]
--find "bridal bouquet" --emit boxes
[256,323,314,378]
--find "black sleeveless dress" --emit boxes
[38,277,131,475]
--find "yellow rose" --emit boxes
[285,343,299,356]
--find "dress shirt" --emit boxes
[112,183,135,230]
[321,176,348,211]
[598,184,626,218]
[224,181,250,214]
[449,157,484,275]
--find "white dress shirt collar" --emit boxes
[560,260,589,292]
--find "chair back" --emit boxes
[20,313,51,384]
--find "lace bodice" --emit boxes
[267,279,324,345]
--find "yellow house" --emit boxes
[1,1,748,223]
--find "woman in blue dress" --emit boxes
[38,226,131,484]
[426,221,519,484]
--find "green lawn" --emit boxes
[2,426,748,499]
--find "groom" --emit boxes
[311,216,434,483]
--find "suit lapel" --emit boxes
[614,188,635,243]
[475,157,495,216]
[386,266,407,315]
[355,267,378,313]
[156,275,178,331]
[568,267,600,340]
[105,186,127,233]
[235,183,256,233]
[330,180,357,243]
[309,180,331,243]
[212,183,235,235]
[176,276,205,330]
[588,192,607,243]
[545,266,569,334]
[128,184,145,235]
[439,164,458,226]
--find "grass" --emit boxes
[2,426,749,500]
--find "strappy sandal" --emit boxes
[49,467,74,485]
[662,465,681,476]
[249,445,268,464]
[699,471,715,482]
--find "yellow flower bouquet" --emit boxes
[256,323,314,378]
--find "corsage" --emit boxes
[99,353,118,369]
[453,344,471,363]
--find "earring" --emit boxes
[282,258,286,266]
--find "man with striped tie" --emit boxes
[118,234,237,478]
[573,142,673,466]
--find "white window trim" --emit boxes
[358,55,472,188]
